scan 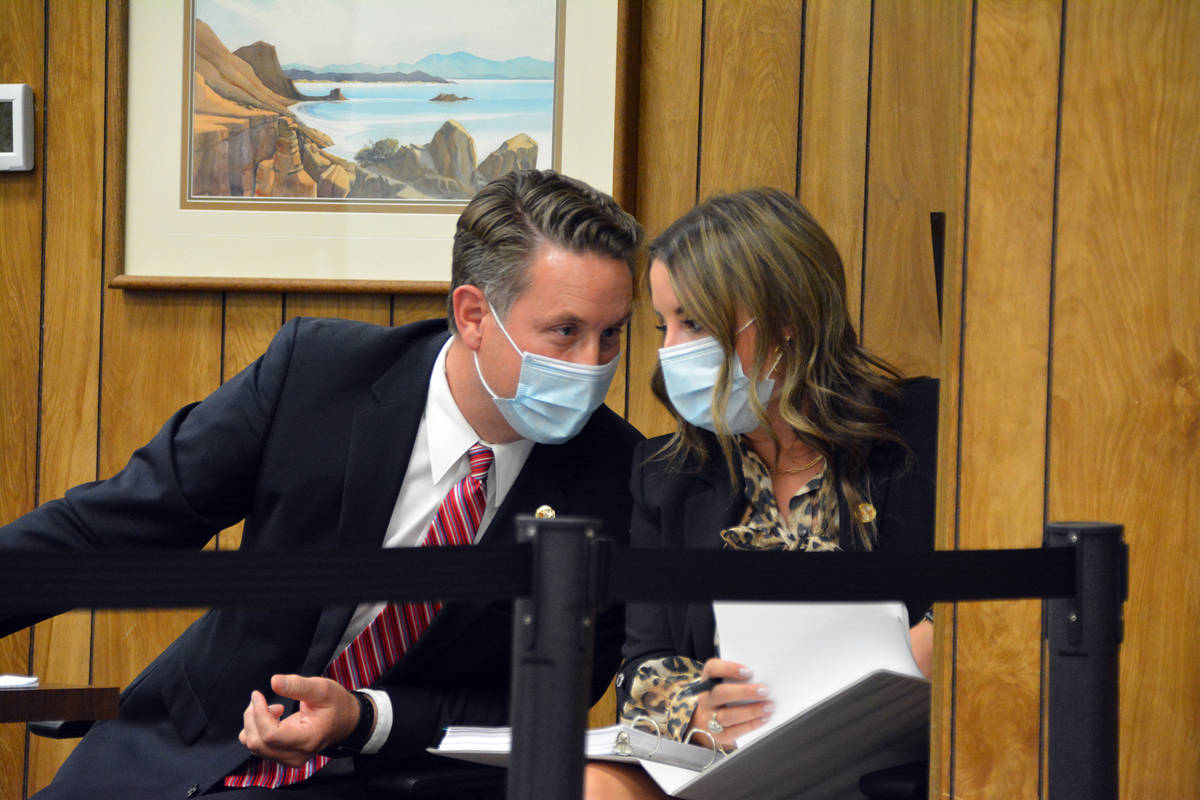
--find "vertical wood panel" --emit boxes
[863,1,966,378]
[698,0,804,196]
[0,0,45,796]
[1051,3,1200,797]
[861,6,969,793]
[926,2,973,791]
[951,2,1063,797]
[37,0,106,503]
[633,2,703,238]
[798,0,872,324]
[628,0,704,437]
[26,1,111,791]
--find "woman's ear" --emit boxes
[451,285,488,350]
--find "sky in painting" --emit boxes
[195,0,557,67]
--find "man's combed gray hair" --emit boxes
[447,170,643,331]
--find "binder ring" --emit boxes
[630,715,663,760]
[684,727,724,767]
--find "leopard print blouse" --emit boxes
[619,439,842,740]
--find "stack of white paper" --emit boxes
[0,674,39,689]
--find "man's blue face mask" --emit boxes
[657,320,776,435]
[474,302,619,444]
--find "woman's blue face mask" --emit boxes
[657,320,776,435]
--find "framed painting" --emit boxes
[111,0,627,292]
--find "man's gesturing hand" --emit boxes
[237,674,361,766]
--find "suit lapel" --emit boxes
[304,327,449,672]
[335,403,423,548]
[338,326,450,549]
[680,448,744,657]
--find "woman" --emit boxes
[586,188,937,799]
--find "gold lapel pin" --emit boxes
[534,505,556,519]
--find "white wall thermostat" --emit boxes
[0,84,34,172]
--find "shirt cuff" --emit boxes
[357,688,392,755]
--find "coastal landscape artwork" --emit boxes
[189,0,557,204]
[119,0,619,288]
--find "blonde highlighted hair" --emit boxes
[648,187,904,548]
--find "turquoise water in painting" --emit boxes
[291,79,553,167]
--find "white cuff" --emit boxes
[356,688,393,755]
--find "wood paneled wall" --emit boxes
[631,3,1199,799]
[951,1,1061,794]
[631,0,958,439]
[953,1,1198,797]
[1049,3,1199,796]
[2,1,1198,798]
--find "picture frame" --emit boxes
[109,0,631,294]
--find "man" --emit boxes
[0,170,644,798]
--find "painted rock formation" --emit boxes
[190,19,538,200]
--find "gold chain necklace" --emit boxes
[775,452,825,474]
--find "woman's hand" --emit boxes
[684,658,773,751]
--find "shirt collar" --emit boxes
[425,338,533,497]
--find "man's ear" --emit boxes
[452,285,488,350]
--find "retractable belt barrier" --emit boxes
[0,519,1126,800]
[0,546,1074,609]
[0,546,534,611]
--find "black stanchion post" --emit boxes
[507,515,600,800]
[1044,522,1126,800]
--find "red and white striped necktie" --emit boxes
[225,443,495,788]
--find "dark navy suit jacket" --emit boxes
[0,317,643,799]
